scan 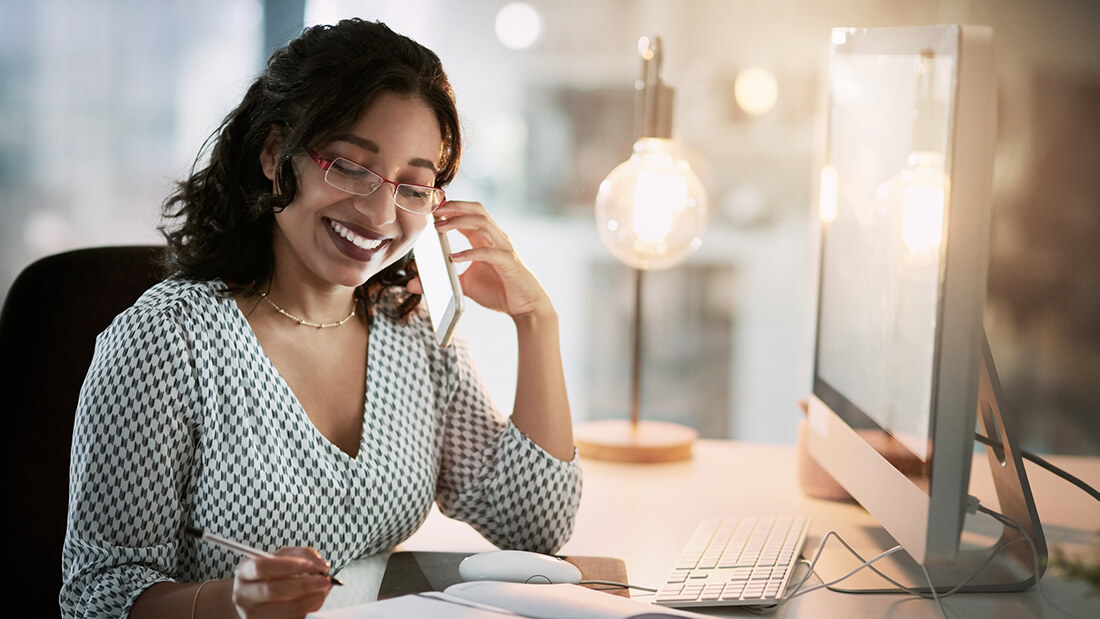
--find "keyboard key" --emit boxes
[656,591,698,603]
[743,585,766,599]
[721,583,745,600]
[666,569,690,583]
[701,584,725,600]
[728,567,753,580]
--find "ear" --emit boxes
[260,126,285,182]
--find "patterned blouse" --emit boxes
[60,278,582,617]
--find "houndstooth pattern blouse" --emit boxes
[60,278,582,617]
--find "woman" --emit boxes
[61,18,581,619]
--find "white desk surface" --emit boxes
[336,439,1100,618]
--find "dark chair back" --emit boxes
[1,245,165,616]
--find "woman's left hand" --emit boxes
[429,200,552,320]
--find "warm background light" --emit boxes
[734,67,779,116]
[495,2,542,50]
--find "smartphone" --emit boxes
[413,223,464,347]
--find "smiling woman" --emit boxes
[60,18,581,619]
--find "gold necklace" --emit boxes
[261,292,356,328]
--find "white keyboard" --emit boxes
[654,515,810,608]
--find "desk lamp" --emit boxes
[575,36,708,463]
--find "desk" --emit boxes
[331,440,1100,618]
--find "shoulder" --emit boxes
[133,277,228,313]
[105,278,236,340]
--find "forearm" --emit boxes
[130,579,238,619]
[509,306,575,461]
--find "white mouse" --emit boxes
[458,550,583,585]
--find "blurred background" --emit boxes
[1,0,1097,455]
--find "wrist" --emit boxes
[512,304,558,332]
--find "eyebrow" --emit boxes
[330,134,439,175]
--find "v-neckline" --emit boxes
[225,285,374,462]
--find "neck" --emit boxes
[265,236,359,320]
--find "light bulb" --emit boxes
[595,138,708,270]
[875,151,947,255]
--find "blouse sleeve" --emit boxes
[433,335,582,554]
[60,304,200,618]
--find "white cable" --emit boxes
[747,520,1046,618]
[655,508,1075,617]
[975,504,1083,619]
[741,530,904,615]
[577,579,658,593]
[834,531,1027,599]
[786,539,905,600]
[918,562,948,619]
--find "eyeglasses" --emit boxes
[307,149,445,215]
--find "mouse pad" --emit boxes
[379,551,631,599]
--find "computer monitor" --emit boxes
[805,24,1047,592]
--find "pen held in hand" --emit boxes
[185,526,343,586]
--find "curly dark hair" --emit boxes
[159,18,461,322]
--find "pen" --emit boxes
[185,526,343,586]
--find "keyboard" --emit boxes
[654,515,810,608]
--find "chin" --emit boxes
[333,257,397,288]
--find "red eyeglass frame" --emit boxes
[306,149,444,201]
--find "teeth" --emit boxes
[330,220,382,250]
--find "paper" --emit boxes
[445,582,711,619]
[309,592,521,618]
[308,582,712,619]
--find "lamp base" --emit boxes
[574,419,697,463]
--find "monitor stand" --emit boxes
[810,332,1048,594]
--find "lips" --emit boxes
[325,218,390,260]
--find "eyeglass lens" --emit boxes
[325,157,443,214]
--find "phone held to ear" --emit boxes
[413,222,464,347]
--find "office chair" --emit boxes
[0,245,165,616]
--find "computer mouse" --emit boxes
[458,550,583,584]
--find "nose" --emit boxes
[352,183,398,225]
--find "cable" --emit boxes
[786,534,905,601]
[642,503,1080,616]
[577,579,658,593]
[739,530,906,615]
[919,562,948,619]
[745,518,1057,618]
[974,433,1100,503]
[793,529,1016,601]
[975,504,1083,619]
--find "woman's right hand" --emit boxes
[232,547,334,619]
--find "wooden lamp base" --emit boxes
[574,419,697,463]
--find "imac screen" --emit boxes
[814,48,957,475]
